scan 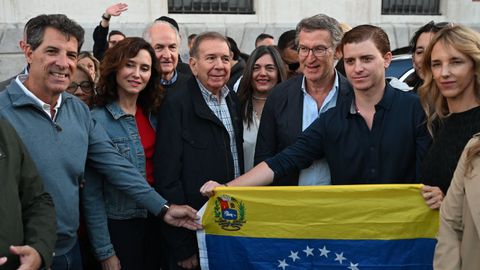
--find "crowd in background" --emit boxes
[1,2,480,270]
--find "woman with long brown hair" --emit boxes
[82,37,164,270]
[236,45,287,171]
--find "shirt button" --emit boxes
[371,168,376,173]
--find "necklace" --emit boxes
[253,105,262,119]
[252,95,267,101]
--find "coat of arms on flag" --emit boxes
[197,184,439,269]
[214,195,246,231]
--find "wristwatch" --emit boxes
[102,13,111,21]
[158,202,171,219]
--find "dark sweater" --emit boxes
[92,23,108,61]
[0,118,56,269]
[421,106,480,194]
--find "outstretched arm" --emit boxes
[200,162,274,197]
[93,3,128,60]
[101,3,128,28]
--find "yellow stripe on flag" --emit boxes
[202,184,438,240]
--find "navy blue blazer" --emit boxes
[254,73,352,185]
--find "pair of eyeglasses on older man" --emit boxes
[66,81,95,94]
[297,45,332,58]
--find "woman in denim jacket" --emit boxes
[82,37,165,270]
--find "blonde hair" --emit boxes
[339,22,352,34]
[418,24,480,136]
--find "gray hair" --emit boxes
[295,14,342,49]
[143,20,181,44]
[26,14,85,52]
[190,31,230,58]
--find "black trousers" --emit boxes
[108,216,166,270]
[108,218,147,270]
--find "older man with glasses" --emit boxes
[254,14,352,186]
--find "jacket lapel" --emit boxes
[190,78,225,128]
[288,76,304,137]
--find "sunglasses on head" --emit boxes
[429,21,454,30]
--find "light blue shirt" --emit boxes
[298,72,339,186]
[160,69,178,86]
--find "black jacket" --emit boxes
[0,118,56,269]
[176,62,193,77]
[92,23,108,61]
[163,70,191,93]
[154,76,244,262]
[227,58,246,90]
[254,73,352,185]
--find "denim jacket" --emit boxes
[83,102,157,260]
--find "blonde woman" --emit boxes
[419,24,480,210]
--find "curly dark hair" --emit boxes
[96,37,164,114]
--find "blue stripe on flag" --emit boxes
[204,235,436,270]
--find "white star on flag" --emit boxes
[288,251,300,262]
[334,252,347,264]
[319,246,330,258]
[303,246,314,256]
[278,259,289,269]
[348,262,360,270]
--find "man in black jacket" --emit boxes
[154,32,243,270]
[254,14,352,186]
[0,119,56,270]
[92,3,127,61]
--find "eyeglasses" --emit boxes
[66,81,94,93]
[298,46,331,57]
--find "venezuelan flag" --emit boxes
[197,184,438,269]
